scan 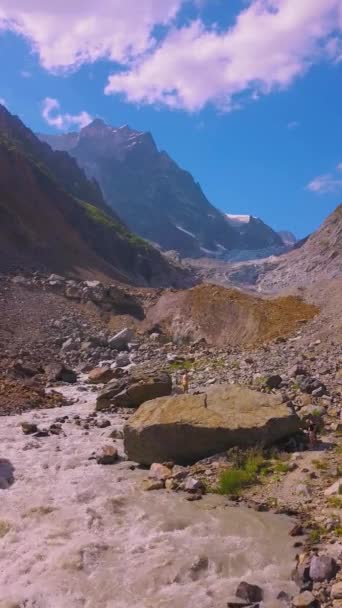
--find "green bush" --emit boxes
[217,468,252,495]
[216,449,267,495]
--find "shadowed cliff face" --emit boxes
[39,120,242,257]
[0,105,193,287]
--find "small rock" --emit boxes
[309,555,338,582]
[290,524,304,537]
[236,582,264,603]
[186,493,202,501]
[109,429,123,440]
[96,419,111,429]
[88,367,116,385]
[115,353,131,368]
[149,463,173,481]
[172,465,188,480]
[331,583,342,600]
[292,591,317,608]
[184,477,205,494]
[21,421,38,435]
[45,362,77,383]
[266,375,282,389]
[96,445,118,465]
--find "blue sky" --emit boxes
[0,0,341,238]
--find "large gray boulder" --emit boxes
[124,384,300,465]
[96,370,172,411]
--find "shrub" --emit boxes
[216,449,268,495]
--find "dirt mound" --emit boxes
[144,284,318,347]
[0,378,65,416]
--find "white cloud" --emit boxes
[0,0,341,112]
[307,173,342,194]
[0,97,6,106]
[337,162,342,171]
[0,0,183,71]
[42,97,92,130]
[105,0,342,111]
[288,121,300,129]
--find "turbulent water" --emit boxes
[0,385,297,608]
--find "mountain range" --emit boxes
[0,104,190,287]
[39,120,288,257]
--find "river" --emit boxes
[0,384,297,608]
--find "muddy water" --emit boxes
[0,386,297,608]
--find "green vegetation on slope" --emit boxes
[80,201,152,251]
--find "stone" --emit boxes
[292,591,317,608]
[96,419,111,428]
[309,555,338,582]
[184,477,205,494]
[96,446,118,465]
[290,524,304,537]
[88,367,116,385]
[115,353,130,368]
[21,421,38,435]
[172,465,188,480]
[300,377,326,395]
[324,479,342,497]
[142,479,164,491]
[45,362,77,383]
[330,581,342,600]
[265,375,282,389]
[109,429,123,440]
[148,463,173,481]
[108,328,134,350]
[236,582,264,603]
[331,584,342,600]
[96,370,172,411]
[124,384,300,465]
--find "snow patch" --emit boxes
[225,214,253,226]
[175,225,196,238]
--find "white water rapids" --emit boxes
[0,384,297,608]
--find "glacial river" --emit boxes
[0,385,297,608]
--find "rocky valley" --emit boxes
[0,108,341,608]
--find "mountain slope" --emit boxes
[39,120,242,257]
[0,106,192,287]
[258,204,342,290]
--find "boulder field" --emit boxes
[124,384,300,465]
